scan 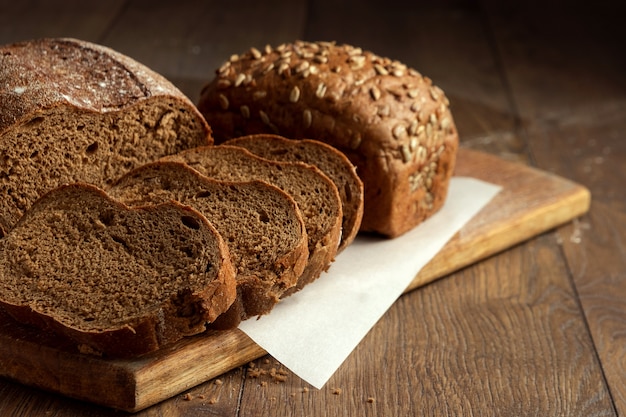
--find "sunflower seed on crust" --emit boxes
[290,86,301,103]
[259,110,270,125]
[218,94,229,110]
[370,86,381,101]
[392,124,407,140]
[234,73,246,87]
[315,83,327,98]
[250,47,262,59]
[303,109,312,128]
[374,64,389,75]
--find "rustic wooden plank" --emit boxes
[557,205,626,412]
[99,0,308,101]
[373,234,614,416]
[0,0,126,44]
[234,235,615,416]
[483,1,626,413]
[530,110,626,413]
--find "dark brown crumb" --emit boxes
[248,367,265,379]
[247,360,289,383]
[367,396,375,403]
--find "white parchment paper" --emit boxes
[239,177,501,388]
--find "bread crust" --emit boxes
[0,37,209,135]
[0,38,213,236]
[198,41,458,237]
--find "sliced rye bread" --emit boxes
[224,134,364,252]
[163,145,342,296]
[109,161,309,328]
[0,183,236,358]
[0,38,212,237]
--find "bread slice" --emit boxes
[197,40,458,237]
[0,38,212,237]
[0,183,236,357]
[109,161,309,328]
[163,145,342,296]
[224,134,364,252]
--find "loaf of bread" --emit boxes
[109,161,309,328]
[163,145,342,295]
[197,40,458,237]
[0,183,236,357]
[0,37,212,237]
[224,134,363,253]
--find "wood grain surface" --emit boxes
[0,0,624,416]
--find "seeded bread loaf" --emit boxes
[224,134,363,252]
[197,40,458,237]
[0,183,236,357]
[0,37,212,237]
[109,161,309,328]
[163,145,342,295]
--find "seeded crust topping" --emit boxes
[199,40,459,237]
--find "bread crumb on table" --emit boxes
[367,396,376,403]
[332,388,342,395]
[247,359,290,383]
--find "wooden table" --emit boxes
[0,1,624,415]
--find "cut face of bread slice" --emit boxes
[0,38,212,237]
[224,134,364,252]
[163,145,342,296]
[0,183,236,357]
[109,161,308,328]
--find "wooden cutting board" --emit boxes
[0,149,591,412]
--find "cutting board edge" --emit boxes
[406,181,591,293]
